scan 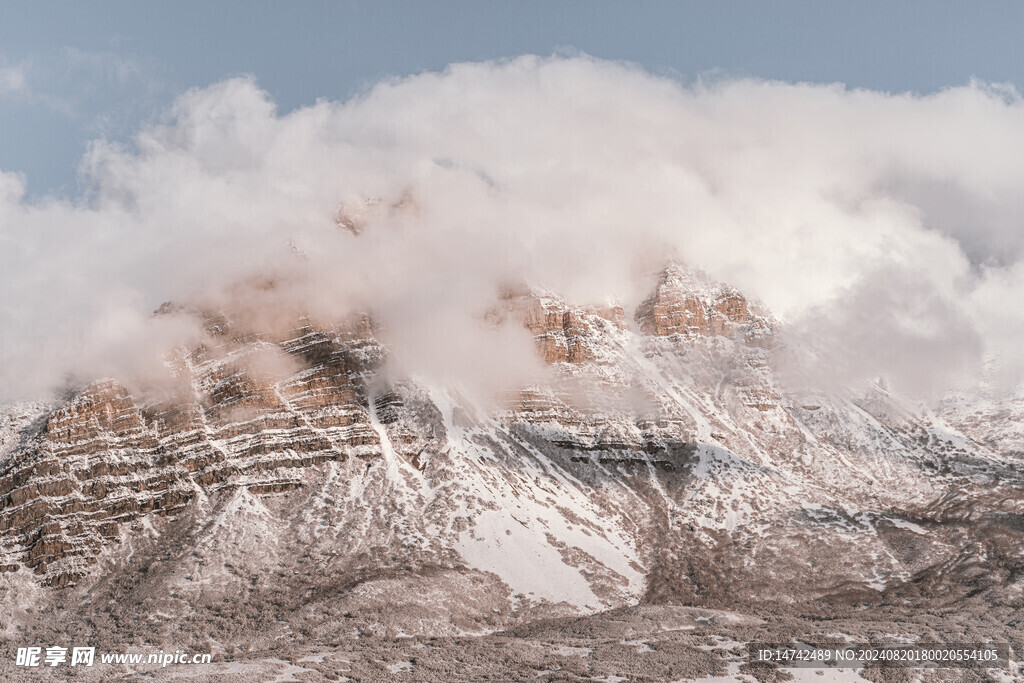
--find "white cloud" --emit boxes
[0,49,163,132]
[2,55,1024,400]
[0,61,27,95]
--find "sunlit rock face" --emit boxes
[0,263,1021,649]
[634,264,775,344]
[0,312,386,586]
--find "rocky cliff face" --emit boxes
[0,313,385,587]
[635,264,772,343]
[0,264,1022,673]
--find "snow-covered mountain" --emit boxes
[0,263,1021,680]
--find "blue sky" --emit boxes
[2,1,1024,197]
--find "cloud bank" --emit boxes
[2,55,1024,400]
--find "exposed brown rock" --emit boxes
[0,315,389,587]
[635,264,769,341]
[505,292,598,364]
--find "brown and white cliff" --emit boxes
[0,263,1021,680]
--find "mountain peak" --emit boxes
[635,263,773,343]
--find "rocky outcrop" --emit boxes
[516,297,596,364]
[494,283,627,365]
[635,264,773,344]
[0,315,388,587]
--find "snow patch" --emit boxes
[456,509,601,609]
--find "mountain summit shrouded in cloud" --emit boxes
[4,51,1024,681]
[3,55,1024,400]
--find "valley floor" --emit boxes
[1,604,1020,682]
